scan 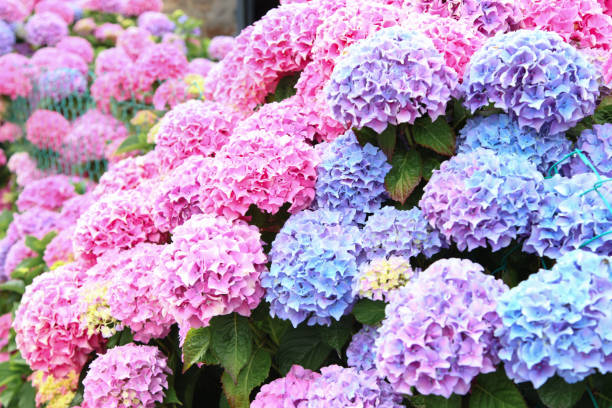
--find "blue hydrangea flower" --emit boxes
[420,148,544,251]
[496,250,612,388]
[361,206,446,263]
[0,20,15,56]
[346,325,379,371]
[325,26,457,133]
[524,173,612,258]
[0,237,15,282]
[569,124,612,178]
[36,68,87,103]
[464,30,599,134]
[262,208,362,327]
[457,114,573,174]
[313,130,390,225]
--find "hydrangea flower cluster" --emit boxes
[82,344,169,408]
[4,239,36,277]
[464,30,600,134]
[35,68,87,102]
[43,225,75,267]
[31,370,79,408]
[13,265,103,377]
[31,47,88,76]
[354,256,415,301]
[346,325,379,371]
[0,0,31,22]
[457,114,573,173]
[133,43,188,93]
[121,0,163,16]
[263,209,362,326]
[313,131,390,224]
[137,11,175,36]
[0,20,15,55]
[0,53,33,99]
[152,78,190,111]
[16,174,78,212]
[524,173,612,258]
[25,109,70,151]
[570,124,612,177]
[376,258,508,397]
[252,365,320,408]
[93,152,160,197]
[155,214,266,335]
[35,0,74,24]
[7,152,44,187]
[326,26,457,133]
[421,148,544,251]
[117,27,155,61]
[306,365,403,407]
[208,35,235,60]
[25,12,68,46]
[56,36,94,63]
[496,250,612,387]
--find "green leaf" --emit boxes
[412,116,455,156]
[469,370,527,408]
[451,98,471,129]
[163,385,183,406]
[422,156,441,181]
[353,127,378,147]
[421,394,462,408]
[211,314,253,382]
[352,299,386,326]
[114,135,149,155]
[320,315,354,353]
[385,150,422,204]
[377,125,396,160]
[276,326,332,375]
[0,280,25,295]
[17,382,36,408]
[594,97,612,124]
[221,348,271,408]
[537,376,585,408]
[590,374,612,408]
[266,73,299,103]
[182,327,211,372]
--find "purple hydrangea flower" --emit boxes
[361,206,446,263]
[346,325,379,371]
[463,30,599,134]
[375,258,508,397]
[0,20,15,55]
[313,130,390,224]
[138,11,175,37]
[25,12,68,47]
[420,148,544,251]
[35,68,87,103]
[263,208,362,327]
[306,365,403,408]
[252,365,320,408]
[325,26,458,133]
[496,250,612,388]
[569,124,612,178]
[457,113,573,174]
[523,173,612,258]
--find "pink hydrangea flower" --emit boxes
[0,313,11,363]
[0,53,33,99]
[152,78,190,111]
[16,174,78,212]
[208,35,235,60]
[13,265,104,377]
[117,27,154,61]
[93,151,160,197]
[25,12,68,47]
[56,36,94,63]
[34,0,74,24]
[121,0,163,16]
[82,344,169,408]
[7,208,60,241]
[43,225,75,267]
[155,214,266,336]
[90,71,138,113]
[0,0,32,22]
[74,188,165,262]
[133,43,188,93]
[154,100,243,170]
[198,130,319,219]
[4,238,36,277]
[187,58,215,77]
[84,0,122,13]
[0,122,22,142]
[94,23,123,43]
[25,109,70,151]
[31,47,88,76]
[73,17,96,36]
[7,152,44,187]
[56,192,96,229]
[0,149,5,167]
[94,47,132,76]
[252,365,320,408]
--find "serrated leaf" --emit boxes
[276,326,332,375]
[320,316,354,353]
[412,116,455,156]
[211,314,252,383]
[182,327,211,372]
[385,150,422,204]
[0,280,25,295]
[469,370,527,408]
[377,125,396,160]
[222,348,271,408]
[537,376,585,408]
[352,299,386,326]
[422,394,462,408]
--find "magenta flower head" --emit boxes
[137,11,175,36]
[121,0,163,16]
[463,30,600,134]
[375,258,508,397]
[25,12,68,46]
[26,109,70,151]
[420,148,544,251]
[83,344,170,408]
[325,26,458,133]
[155,214,266,337]
[252,365,320,408]
[16,174,78,212]
[56,36,94,63]
[208,35,235,60]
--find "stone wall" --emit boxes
[163,0,238,37]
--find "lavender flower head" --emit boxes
[375,258,508,397]
[138,11,175,37]
[569,124,612,178]
[346,325,379,371]
[0,20,15,55]
[325,26,458,133]
[496,250,612,388]
[524,173,612,258]
[35,68,87,103]
[306,365,403,408]
[457,113,573,174]
[263,208,362,327]
[25,12,68,46]
[313,130,390,224]
[420,148,544,251]
[208,35,235,60]
[463,30,600,134]
[361,206,446,262]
